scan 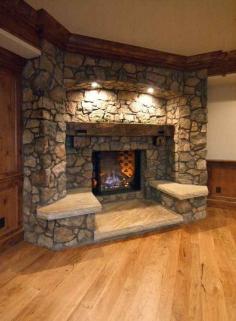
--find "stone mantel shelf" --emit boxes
[67,122,174,137]
[37,189,102,221]
[149,180,208,200]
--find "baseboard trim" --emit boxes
[207,198,236,209]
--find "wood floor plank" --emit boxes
[156,230,181,321]
[122,231,180,321]
[211,227,236,321]
[170,228,193,321]
[66,239,143,321]
[0,243,47,287]
[0,207,235,321]
[199,226,229,321]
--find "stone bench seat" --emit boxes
[149,180,208,200]
[37,189,102,221]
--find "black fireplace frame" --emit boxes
[92,150,141,196]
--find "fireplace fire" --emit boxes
[92,150,141,195]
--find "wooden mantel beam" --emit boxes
[66,122,174,138]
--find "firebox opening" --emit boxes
[92,150,141,195]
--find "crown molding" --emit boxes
[187,50,236,76]
[67,33,186,69]
[36,9,70,49]
[0,1,236,76]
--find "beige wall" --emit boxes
[207,75,236,161]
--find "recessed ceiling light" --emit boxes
[147,87,154,94]
[91,82,99,88]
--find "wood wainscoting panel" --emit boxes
[0,69,20,178]
[207,160,236,209]
[0,178,22,236]
[0,48,24,250]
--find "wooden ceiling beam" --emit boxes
[0,0,39,48]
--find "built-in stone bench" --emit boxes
[31,181,208,250]
[37,189,102,220]
[35,189,102,250]
[149,180,208,222]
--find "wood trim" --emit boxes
[207,160,236,209]
[0,0,39,48]
[67,122,174,137]
[1,1,236,75]
[0,49,23,250]
[207,198,236,209]
[0,47,25,72]
[67,34,186,69]
[186,50,236,76]
[207,159,236,165]
[36,9,70,49]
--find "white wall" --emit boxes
[207,75,236,160]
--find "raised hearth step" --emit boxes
[37,189,102,220]
[149,180,208,200]
[94,199,183,242]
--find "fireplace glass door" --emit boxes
[92,150,141,195]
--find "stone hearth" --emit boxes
[22,40,208,249]
[95,199,184,242]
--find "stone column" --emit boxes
[23,41,67,244]
[177,70,208,185]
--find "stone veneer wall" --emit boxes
[151,188,207,222]
[22,40,207,245]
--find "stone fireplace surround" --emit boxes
[22,40,208,249]
[66,123,173,198]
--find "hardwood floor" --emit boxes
[0,207,235,321]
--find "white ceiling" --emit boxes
[26,0,236,55]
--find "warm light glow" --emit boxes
[147,87,154,94]
[91,82,99,88]
[84,90,99,101]
[138,94,154,106]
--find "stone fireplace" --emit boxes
[22,40,208,249]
